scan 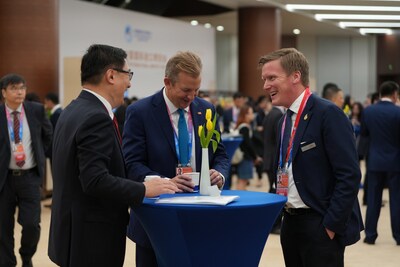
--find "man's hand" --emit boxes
[210,169,223,189]
[143,178,179,197]
[170,174,195,192]
[325,228,335,240]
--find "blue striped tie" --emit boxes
[178,109,189,165]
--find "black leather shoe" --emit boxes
[363,238,375,245]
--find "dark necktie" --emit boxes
[178,109,189,165]
[112,116,122,145]
[281,109,293,164]
[12,111,25,167]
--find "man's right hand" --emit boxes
[143,178,180,197]
[170,174,195,192]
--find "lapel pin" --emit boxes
[197,112,202,115]
[304,114,308,121]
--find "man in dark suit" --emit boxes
[44,92,62,130]
[0,73,52,267]
[123,51,230,267]
[48,44,178,267]
[222,92,246,133]
[259,48,363,267]
[361,81,400,246]
[262,96,283,193]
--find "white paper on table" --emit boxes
[155,196,239,206]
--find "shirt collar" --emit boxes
[380,97,392,103]
[162,87,189,114]
[51,104,62,114]
[83,89,114,119]
[5,103,22,113]
[288,90,306,115]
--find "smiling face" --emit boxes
[165,71,201,109]
[110,61,131,108]
[261,59,300,108]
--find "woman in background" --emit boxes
[235,105,263,190]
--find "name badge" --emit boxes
[276,167,289,197]
[14,143,26,163]
[176,164,193,175]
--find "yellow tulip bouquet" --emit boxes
[198,108,221,152]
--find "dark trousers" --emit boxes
[0,171,41,267]
[135,244,158,267]
[365,171,400,243]
[281,210,345,267]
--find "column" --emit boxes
[238,7,281,100]
[0,0,59,101]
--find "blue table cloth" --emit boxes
[222,136,242,190]
[222,135,242,162]
[132,190,286,267]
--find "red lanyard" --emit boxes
[280,88,312,167]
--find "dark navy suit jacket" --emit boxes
[123,89,230,247]
[361,100,400,172]
[275,94,363,246]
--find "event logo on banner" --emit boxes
[124,25,152,43]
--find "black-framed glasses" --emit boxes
[113,68,134,81]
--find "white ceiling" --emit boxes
[177,0,400,36]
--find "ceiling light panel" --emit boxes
[286,4,400,12]
[315,14,400,21]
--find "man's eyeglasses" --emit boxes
[113,68,134,81]
[7,85,27,92]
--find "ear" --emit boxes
[105,69,115,85]
[292,71,301,84]
[164,77,171,88]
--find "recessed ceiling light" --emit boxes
[204,23,212,29]
[216,25,224,31]
[293,29,301,35]
[190,20,199,26]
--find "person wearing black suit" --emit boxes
[259,48,363,267]
[222,92,246,133]
[0,74,52,267]
[44,92,62,161]
[48,44,178,267]
[44,93,62,130]
[262,97,283,193]
[361,81,400,246]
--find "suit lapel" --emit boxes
[23,102,37,142]
[0,105,11,153]
[292,95,314,160]
[152,90,176,157]
[80,91,124,153]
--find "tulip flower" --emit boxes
[198,109,221,152]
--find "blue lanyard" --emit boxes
[5,106,24,143]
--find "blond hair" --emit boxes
[165,51,202,84]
